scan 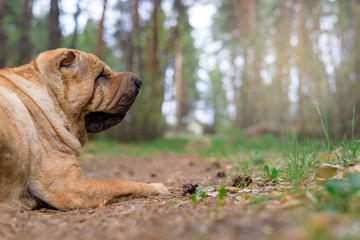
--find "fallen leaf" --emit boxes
[347,165,360,174]
[316,163,344,179]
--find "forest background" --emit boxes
[0,0,359,142]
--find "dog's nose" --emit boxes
[134,77,142,90]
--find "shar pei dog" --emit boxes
[0,48,168,211]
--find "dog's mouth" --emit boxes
[85,111,126,133]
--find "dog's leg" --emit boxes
[29,157,169,210]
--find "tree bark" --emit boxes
[71,0,82,49]
[49,0,61,50]
[0,0,6,67]
[20,0,34,64]
[174,0,183,133]
[297,0,306,134]
[234,0,253,128]
[126,0,141,74]
[96,0,108,59]
[145,0,164,139]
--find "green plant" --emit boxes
[216,186,227,208]
[335,107,360,165]
[336,140,360,165]
[320,173,360,212]
[189,185,207,206]
[250,149,264,165]
[263,164,282,183]
[316,105,333,153]
[282,138,319,184]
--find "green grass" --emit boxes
[82,137,191,157]
[282,138,320,184]
[83,133,302,158]
[316,105,333,153]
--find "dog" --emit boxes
[0,48,168,211]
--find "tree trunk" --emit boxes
[20,0,34,65]
[234,0,253,128]
[297,0,306,134]
[71,0,82,49]
[272,1,292,126]
[145,0,164,139]
[49,0,61,50]
[0,0,6,67]
[132,0,141,75]
[96,0,108,59]
[174,0,183,133]
[126,0,140,74]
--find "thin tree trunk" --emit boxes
[126,0,140,74]
[0,0,6,67]
[297,0,306,134]
[147,0,164,139]
[174,0,183,133]
[49,0,61,50]
[132,0,141,75]
[149,0,161,88]
[20,0,34,64]
[272,1,292,125]
[234,0,253,128]
[174,24,183,133]
[96,0,108,59]
[71,0,81,49]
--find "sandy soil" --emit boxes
[0,154,299,240]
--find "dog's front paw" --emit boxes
[149,183,170,195]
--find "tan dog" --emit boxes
[0,48,168,211]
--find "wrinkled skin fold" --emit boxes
[0,48,168,212]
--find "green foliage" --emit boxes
[3,0,23,66]
[216,186,227,208]
[190,185,207,206]
[336,107,360,165]
[263,165,282,183]
[207,63,229,133]
[316,105,333,153]
[318,174,360,213]
[250,149,264,165]
[83,137,190,157]
[336,140,360,165]
[282,138,319,184]
[248,194,283,205]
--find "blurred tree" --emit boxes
[142,0,165,140]
[77,19,97,53]
[71,0,82,49]
[96,0,107,59]
[3,0,22,66]
[126,0,141,75]
[30,11,50,56]
[174,0,199,131]
[19,0,34,64]
[174,0,184,133]
[49,0,61,49]
[208,63,228,133]
[296,0,306,133]
[107,0,169,141]
[0,0,359,139]
[0,0,5,67]
[270,0,293,127]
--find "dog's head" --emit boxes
[37,48,141,134]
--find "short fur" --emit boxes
[0,48,168,211]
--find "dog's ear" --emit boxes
[60,50,76,67]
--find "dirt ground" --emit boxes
[0,154,329,240]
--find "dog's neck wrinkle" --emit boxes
[46,85,88,150]
[7,67,82,156]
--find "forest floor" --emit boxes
[1,137,360,240]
